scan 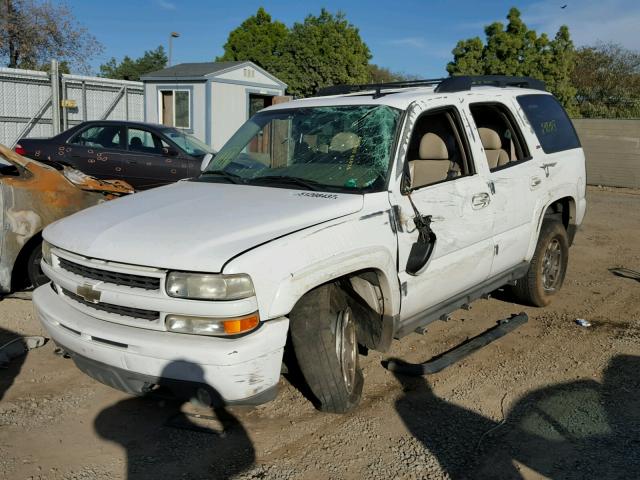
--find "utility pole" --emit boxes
[168,32,180,66]
[50,59,61,135]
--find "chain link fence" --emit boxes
[0,63,143,147]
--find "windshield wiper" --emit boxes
[199,169,244,184]
[247,175,323,191]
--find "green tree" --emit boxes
[572,43,640,118]
[218,8,371,97]
[368,64,418,83]
[447,7,577,113]
[0,0,102,73]
[216,7,288,76]
[280,9,371,97]
[99,46,167,81]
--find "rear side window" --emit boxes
[517,94,580,154]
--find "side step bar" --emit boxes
[384,313,528,376]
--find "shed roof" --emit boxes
[141,61,287,88]
[142,61,246,78]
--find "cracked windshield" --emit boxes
[200,105,402,192]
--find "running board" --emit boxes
[384,313,528,376]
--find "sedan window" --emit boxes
[128,128,163,154]
[70,126,123,150]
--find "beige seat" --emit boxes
[478,127,509,169]
[409,132,453,188]
[329,132,361,152]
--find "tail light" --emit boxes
[14,144,26,155]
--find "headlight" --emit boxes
[166,272,255,300]
[165,313,259,336]
[42,240,52,265]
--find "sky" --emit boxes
[67,0,640,78]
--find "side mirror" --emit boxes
[405,214,436,276]
[163,146,180,157]
[200,153,213,172]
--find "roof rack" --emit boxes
[315,75,546,98]
[435,75,546,93]
[316,78,445,98]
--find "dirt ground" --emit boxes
[1,186,639,480]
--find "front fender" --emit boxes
[223,211,400,320]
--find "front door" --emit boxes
[124,127,189,189]
[392,102,495,330]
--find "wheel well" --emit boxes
[290,269,393,353]
[544,197,575,231]
[543,197,577,245]
[11,232,43,291]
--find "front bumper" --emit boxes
[33,285,289,404]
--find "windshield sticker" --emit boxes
[292,192,339,199]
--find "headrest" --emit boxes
[418,133,449,160]
[329,132,361,152]
[478,128,502,150]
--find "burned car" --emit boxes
[0,144,133,292]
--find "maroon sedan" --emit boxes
[15,121,215,190]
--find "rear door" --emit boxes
[466,101,539,276]
[66,124,126,180]
[392,101,495,333]
[124,127,189,189]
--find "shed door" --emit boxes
[162,91,173,126]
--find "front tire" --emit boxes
[289,283,364,413]
[513,219,569,307]
[27,242,48,288]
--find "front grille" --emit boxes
[59,257,161,291]
[62,288,159,321]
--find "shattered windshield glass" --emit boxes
[198,105,402,193]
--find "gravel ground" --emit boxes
[0,186,639,480]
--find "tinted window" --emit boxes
[70,125,122,150]
[517,95,580,154]
[128,128,162,154]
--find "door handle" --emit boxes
[530,176,542,188]
[472,192,491,209]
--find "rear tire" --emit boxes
[289,283,363,413]
[27,242,48,288]
[513,219,569,307]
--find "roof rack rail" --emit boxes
[316,78,445,98]
[435,75,546,93]
[315,75,546,98]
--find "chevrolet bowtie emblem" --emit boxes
[76,284,101,304]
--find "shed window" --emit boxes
[159,89,190,129]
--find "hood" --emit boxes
[44,181,364,272]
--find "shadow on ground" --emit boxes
[0,326,27,402]
[394,354,640,479]
[94,360,255,479]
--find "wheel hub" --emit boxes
[542,238,562,291]
[336,308,357,392]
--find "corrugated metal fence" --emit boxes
[573,119,640,189]
[0,65,143,147]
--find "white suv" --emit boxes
[34,76,586,413]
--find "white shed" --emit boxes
[141,61,288,150]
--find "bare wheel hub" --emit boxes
[542,238,562,291]
[335,308,357,392]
